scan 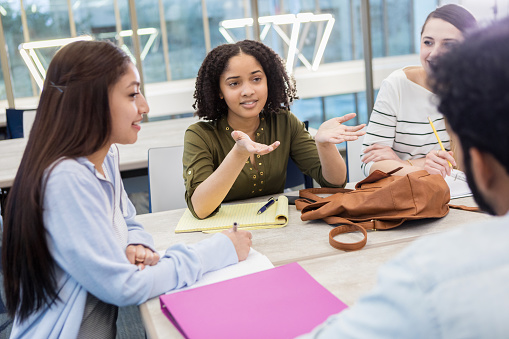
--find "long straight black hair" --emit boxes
[2,40,131,321]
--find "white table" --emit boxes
[0,117,198,188]
[135,195,489,339]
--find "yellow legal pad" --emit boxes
[175,196,289,233]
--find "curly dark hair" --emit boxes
[430,17,509,175]
[193,40,297,120]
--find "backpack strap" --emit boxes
[448,204,482,212]
[329,223,368,251]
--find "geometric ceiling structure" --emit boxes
[220,13,335,74]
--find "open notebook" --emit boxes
[164,248,274,295]
[445,169,472,199]
[175,195,289,233]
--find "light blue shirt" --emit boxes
[299,212,509,338]
[10,146,238,339]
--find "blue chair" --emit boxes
[285,121,313,189]
[5,108,36,139]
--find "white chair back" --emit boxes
[346,133,366,183]
[23,110,36,138]
[148,146,187,212]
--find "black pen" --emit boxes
[257,197,275,215]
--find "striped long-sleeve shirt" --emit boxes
[361,68,450,176]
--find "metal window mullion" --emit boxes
[113,0,124,46]
[0,13,15,108]
[409,0,415,53]
[20,0,38,96]
[244,0,251,40]
[201,0,211,53]
[158,0,171,81]
[67,0,76,37]
[127,0,146,122]
[350,0,355,59]
[383,0,388,56]
[250,0,260,41]
[360,0,374,116]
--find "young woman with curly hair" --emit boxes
[185,40,365,219]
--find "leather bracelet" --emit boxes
[329,224,368,251]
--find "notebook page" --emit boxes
[165,248,274,294]
[175,195,289,233]
[445,169,472,199]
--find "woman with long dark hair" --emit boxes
[2,40,251,338]
[361,4,477,178]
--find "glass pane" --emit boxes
[207,0,252,48]
[324,93,357,125]
[73,0,117,42]
[1,1,37,98]
[135,0,167,83]
[291,97,323,130]
[322,0,355,63]
[369,0,384,57]
[24,0,70,40]
[163,0,208,80]
[386,0,412,56]
[351,0,363,60]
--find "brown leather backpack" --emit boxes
[295,168,478,251]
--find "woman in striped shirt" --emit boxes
[361,4,476,178]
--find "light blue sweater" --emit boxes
[10,146,238,338]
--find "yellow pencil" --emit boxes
[427,116,452,168]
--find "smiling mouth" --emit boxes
[241,100,257,105]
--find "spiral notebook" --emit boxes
[175,195,289,233]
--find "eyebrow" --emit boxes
[422,36,458,42]
[225,70,263,82]
[126,81,140,89]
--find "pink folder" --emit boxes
[159,262,348,339]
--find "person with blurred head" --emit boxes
[186,39,365,219]
[361,4,477,178]
[299,16,509,339]
[2,40,251,338]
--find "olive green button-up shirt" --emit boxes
[183,110,343,217]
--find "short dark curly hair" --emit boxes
[430,17,509,174]
[193,40,297,120]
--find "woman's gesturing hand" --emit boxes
[231,130,280,156]
[314,113,366,144]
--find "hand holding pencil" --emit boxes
[425,117,457,177]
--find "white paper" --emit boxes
[445,169,472,199]
[165,248,274,294]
